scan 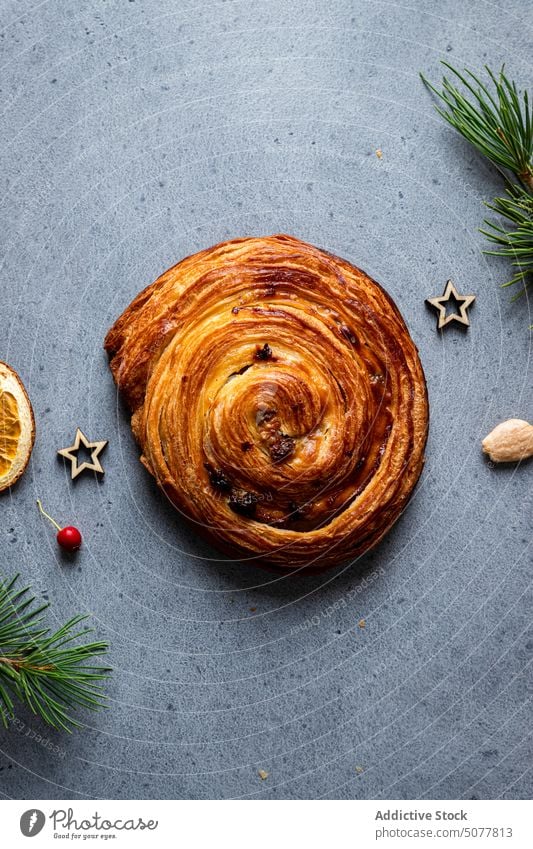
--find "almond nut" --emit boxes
[482,418,533,463]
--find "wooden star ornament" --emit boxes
[58,428,108,480]
[426,280,476,330]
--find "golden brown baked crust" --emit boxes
[105,234,429,572]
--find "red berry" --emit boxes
[57,526,82,551]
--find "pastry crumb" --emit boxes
[258,769,269,780]
[355,765,364,774]
[358,618,366,629]
[250,606,257,612]
[376,149,383,159]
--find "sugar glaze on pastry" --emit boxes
[105,234,429,572]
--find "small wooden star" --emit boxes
[58,428,108,480]
[426,280,476,330]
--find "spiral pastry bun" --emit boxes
[105,234,428,572]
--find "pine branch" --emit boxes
[481,183,533,297]
[0,574,111,732]
[420,63,533,189]
[421,62,533,319]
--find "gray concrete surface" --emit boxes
[0,0,531,800]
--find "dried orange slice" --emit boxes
[0,362,35,492]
